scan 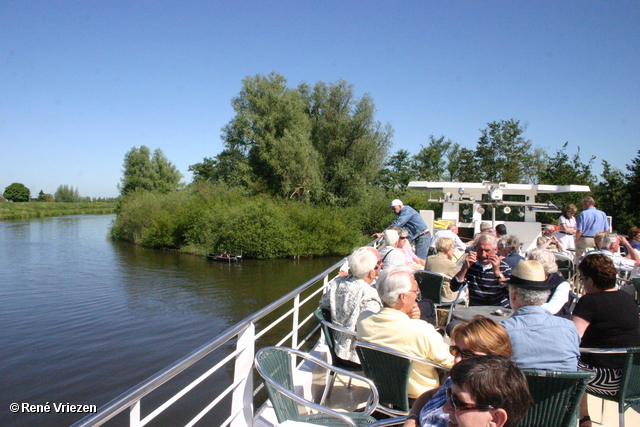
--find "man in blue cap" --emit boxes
[374,199,431,260]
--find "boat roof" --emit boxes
[408,181,591,194]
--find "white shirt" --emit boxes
[430,230,466,250]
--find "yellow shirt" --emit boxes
[356,307,454,398]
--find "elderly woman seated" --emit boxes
[497,235,525,270]
[395,227,426,269]
[425,237,459,302]
[572,254,640,427]
[379,229,409,270]
[527,248,573,318]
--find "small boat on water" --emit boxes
[206,252,242,262]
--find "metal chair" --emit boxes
[519,369,594,427]
[313,308,362,405]
[354,340,450,417]
[552,251,576,282]
[580,347,640,427]
[254,346,379,427]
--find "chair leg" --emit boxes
[320,369,336,406]
[619,402,625,427]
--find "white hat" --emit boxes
[390,199,403,207]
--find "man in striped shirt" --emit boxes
[450,233,512,307]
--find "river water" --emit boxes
[0,215,340,426]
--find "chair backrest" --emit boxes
[355,342,412,415]
[519,369,594,427]
[313,308,360,369]
[414,270,445,304]
[255,347,301,423]
[620,347,640,411]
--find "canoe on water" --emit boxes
[205,253,242,262]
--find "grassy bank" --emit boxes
[109,182,440,259]
[0,202,116,220]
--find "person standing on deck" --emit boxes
[575,197,610,259]
[373,199,431,260]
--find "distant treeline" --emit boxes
[0,202,116,221]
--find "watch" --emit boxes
[497,273,504,279]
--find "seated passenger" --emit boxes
[397,227,426,269]
[378,229,409,270]
[443,355,532,427]
[451,233,512,307]
[527,248,573,318]
[497,235,524,270]
[405,316,513,427]
[537,225,564,253]
[501,260,580,371]
[319,247,382,363]
[357,266,454,399]
[425,237,459,302]
[430,224,467,251]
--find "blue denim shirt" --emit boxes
[390,205,428,240]
[501,305,580,371]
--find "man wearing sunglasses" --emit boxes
[443,355,531,427]
[357,266,454,399]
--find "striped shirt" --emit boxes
[451,261,512,307]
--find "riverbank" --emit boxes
[0,201,116,220]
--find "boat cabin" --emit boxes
[407,181,591,250]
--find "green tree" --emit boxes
[54,185,81,202]
[625,150,640,228]
[37,190,54,202]
[303,79,392,205]
[220,72,321,199]
[377,149,415,190]
[475,119,541,183]
[119,146,183,196]
[3,182,30,202]
[446,144,481,182]
[595,161,629,232]
[411,135,453,182]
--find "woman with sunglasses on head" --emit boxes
[404,316,513,427]
[571,254,640,427]
[443,355,531,427]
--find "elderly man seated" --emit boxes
[451,233,512,307]
[319,247,383,364]
[537,224,564,253]
[587,233,640,272]
[357,266,454,399]
[430,224,467,251]
[501,260,580,371]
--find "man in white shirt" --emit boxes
[430,224,467,251]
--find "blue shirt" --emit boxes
[390,205,428,240]
[418,377,450,427]
[501,305,580,371]
[576,206,609,237]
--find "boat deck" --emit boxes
[255,341,640,427]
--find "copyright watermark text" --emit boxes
[10,402,97,414]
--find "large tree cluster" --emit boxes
[189,73,392,206]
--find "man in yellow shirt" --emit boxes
[356,266,454,399]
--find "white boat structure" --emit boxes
[70,181,636,427]
[408,180,592,250]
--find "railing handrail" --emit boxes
[71,256,347,427]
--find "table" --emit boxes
[451,305,514,322]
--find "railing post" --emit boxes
[129,401,141,427]
[230,324,255,427]
[292,294,300,349]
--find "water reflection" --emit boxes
[0,214,340,426]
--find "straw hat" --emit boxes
[508,260,554,290]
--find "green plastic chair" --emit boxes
[580,347,640,427]
[414,270,448,305]
[519,369,594,427]
[254,346,378,427]
[355,340,450,417]
[313,309,362,405]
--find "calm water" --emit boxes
[0,215,340,426]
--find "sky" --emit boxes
[2,1,639,199]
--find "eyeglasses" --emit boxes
[406,289,422,301]
[374,260,383,270]
[449,345,478,359]
[446,388,495,412]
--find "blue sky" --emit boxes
[2,1,639,198]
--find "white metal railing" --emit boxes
[70,257,346,427]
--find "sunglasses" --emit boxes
[449,345,478,359]
[446,388,495,412]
